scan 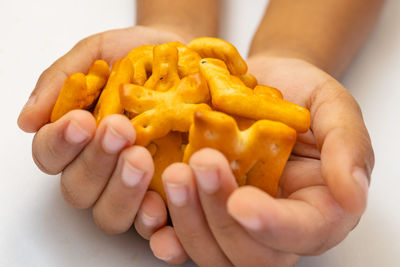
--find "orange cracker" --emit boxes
[126,45,154,85]
[147,132,184,202]
[188,37,248,76]
[143,43,181,92]
[199,58,311,132]
[184,110,297,196]
[120,73,210,145]
[239,73,258,88]
[93,57,134,125]
[168,41,202,77]
[50,60,109,122]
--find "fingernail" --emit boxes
[192,165,219,194]
[64,121,90,144]
[22,95,37,112]
[121,161,144,188]
[102,126,127,154]
[141,211,159,227]
[352,167,369,199]
[165,182,188,207]
[231,214,262,231]
[154,254,172,262]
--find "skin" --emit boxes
[144,0,382,265]
[17,26,182,236]
[17,0,219,245]
[250,0,385,78]
[160,58,373,266]
[137,0,220,42]
[17,0,382,266]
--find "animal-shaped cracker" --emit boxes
[188,37,260,89]
[126,45,154,85]
[120,42,210,145]
[238,73,258,89]
[184,110,297,196]
[50,60,109,122]
[168,41,202,77]
[254,85,283,99]
[188,37,248,76]
[143,43,181,92]
[199,58,311,132]
[93,57,134,125]
[231,115,256,130]
[147,132,184,201]
[120,73,210,145]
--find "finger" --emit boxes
[18,34,103,133]
[60,114,135,209]
[279,157,324,198]
[292,130,320,159]
[32,110,96,174]
[134,191,167,240]
[92,146,155,234]
[17,26,184,133]
[311,81,374,215]
[189,148,298,267]
[162,163,233,267]
[228,186,359,255]
[149,226,190,265]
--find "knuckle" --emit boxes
[211,218,238,235]
[80,153,110,182]
[32,149,57,175]
[32,133,62,175]
[92,209,130,235]
[108,194,135,215]
[60,175,91,209]
[36,68,51,85]
[46,138,64,161]
[74,33,103,55]
[75,35,98,49]
[178,227,203,245]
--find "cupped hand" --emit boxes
[17,26,186,235]
[148,55,374,266]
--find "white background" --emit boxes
[1,0,399,266]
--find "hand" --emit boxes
[148,55,374,266]
[17,26,187,236]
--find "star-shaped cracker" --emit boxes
[184,110,297,196]
[199,58,311,132]
[50,60,109,122]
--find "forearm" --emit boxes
[136,0,220,43]
[250,0,385,77]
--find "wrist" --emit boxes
[138,23,197,44]
[248,47,323,71]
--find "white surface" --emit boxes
[1,0,399,266]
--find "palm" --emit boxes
[247,56,324,195]
[246,56,360,252]
[92,26,187,64]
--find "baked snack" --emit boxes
[50,37,311,199]
[50,60,109,122]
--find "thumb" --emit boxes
[311,80,374,215]
[17,35,102,133]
